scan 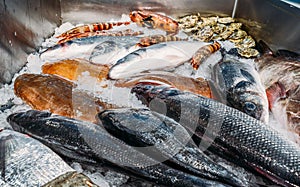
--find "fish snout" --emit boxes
[7,112,26,133]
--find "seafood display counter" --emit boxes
[0,0,300,186]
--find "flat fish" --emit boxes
[0,129,75,186]
[40,36,140,64]
[99,108,248,186]
[115,71,212,98]
[213,55,269,123]
[131,83,300,187]
[14,73,104,122]
[7,110,228,187]
[108,41,210,79]
[42,59,109,82]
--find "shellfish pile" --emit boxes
[177,14,259,58]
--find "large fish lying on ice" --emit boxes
[40,36,140,65]
[213,54,269,123]
[7,110,228,187]
[109,41,210,79]
[99,108,248,187]
[0,129,97,187]
[131,83,300,187]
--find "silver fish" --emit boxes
[40,36,140,64]
[108,41,209,79]
[7,110,229,187]
[0,129,75,186]
[213,55,269,123]
[131,83,300,187]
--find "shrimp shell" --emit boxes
[191,41,221,70]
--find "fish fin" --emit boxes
[256,40,274,55]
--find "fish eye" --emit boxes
[244,102,256,112]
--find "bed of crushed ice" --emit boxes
[0,14,298,186]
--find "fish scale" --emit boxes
[99,108,249,186]
[131,84,300,186]
[7,110,229,187]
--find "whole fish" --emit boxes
[14,73,104,123]
[115,71,212,98]
[7,110,228,187]
[213,55,269,123]
[109,41,210,79]
[0,129,97,187]
[99,108,248,186]
[40,36,140,64]
[131,83,300,187]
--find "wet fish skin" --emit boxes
[14,73,104,123]
[131,83,300,187]
[99,108,248,187]
[213,55,269,123]
[40,36,140,64]
[108,41,209,79]
[115,71,212,98]
[0,129,76,187]
[7,110,229,187]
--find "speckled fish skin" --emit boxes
[131,83,300,187]
[99,108,248,187]
[0,129,75,187]
[7,110,229,187]
[213,55,269,123]
[108,41,209,79]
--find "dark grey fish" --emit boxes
[98,108,248,187]
[0,129,76,186]
[212,55,269,123]
[131,83,300,187]
[7,110,228,187]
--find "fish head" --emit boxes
[227,81,269,123]
[131,81,181,110]
[98,108,155,134]
[7,110,52,135]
